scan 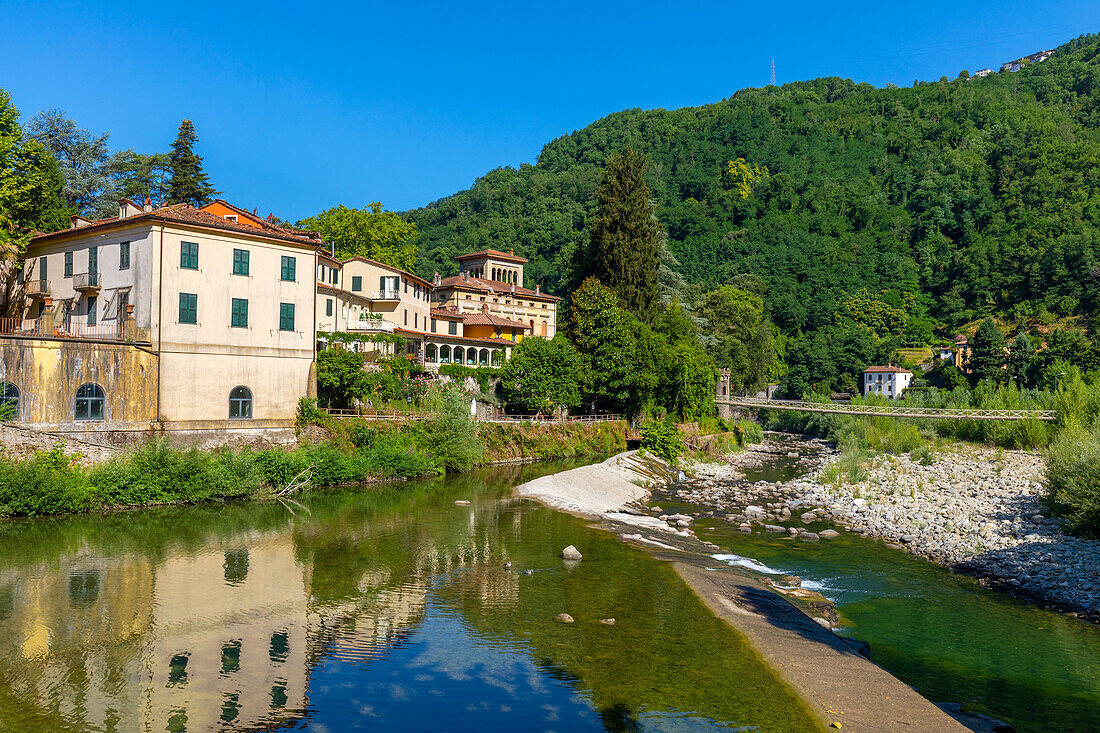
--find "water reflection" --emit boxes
[0,461,816,732]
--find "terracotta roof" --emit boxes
[394,327,516,346]
[31,203,323,249]
[461,311,527,329]
[200,199,320,239]
[435,274,559,301]
[454,248,528,264]
[430,308,464,321]
[863,365,912,374]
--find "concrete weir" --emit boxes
[514,451,968,733]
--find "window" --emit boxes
[231,298,248,328]
[414,313,418,329]
[178,293,197,324]
[448,320,457,336]
[0,383,18,420]
[224,214,238,222]
[326,299,333,317]
[180,241,199,270]
[229,386,252,419]
[87,295,97,326]
[330,268,337,285]
[431,318,437,333]
[232,249,249,276]
[64,252,73,277]
[38,257,46,281]
[279,303,295,331]
[351,275,362,292]
[74,383,105,421]
[119,241,130,270]
[403,309,408,326]
[221,641,242,674]
[280,256,296,282]
[118,290,129,318]
[403,279,408,294]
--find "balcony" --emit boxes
[372,289,402,301]
[24,279,49,298]
[73,272,100,294]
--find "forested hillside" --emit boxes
[407,34,1100,359]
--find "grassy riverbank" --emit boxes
[0,396,628,518]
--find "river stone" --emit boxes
[819,529,840,539]
[599,618,616,625]
[667,513,693,524]
[788,527,801,536]
[676,519,691,528]
[800,512,818,523]
[780,575,802,587]
[799,532,820,542]
[765,525,786,532]
[561,545,583,561]
[454,500,471,505]
[554,613,574,624]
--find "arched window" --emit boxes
[426,344,437,363]
[0,382,18,420]
[454,346,464,365]
[74,383,105,421]
[466,349,476,365]
[479,349,488,366]
[440,345,451,364]
[229,386,253,419]
[491,350,502,367]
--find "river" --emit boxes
[0,458,821,732]
[667,436,1100,733]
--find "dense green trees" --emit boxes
[0,90,69,262]
[695,285,774,394]
[587,148,661,322]
[298,203,418,271]
[499,336,582,414]
[403,33,1100,393]
[167,119,216,207]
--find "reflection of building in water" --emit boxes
[0,535,311,732]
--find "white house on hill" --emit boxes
[863,365,913,398]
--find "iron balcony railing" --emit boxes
[372,289,402,301]
[0,317,124,342]
[73,272,100,291]
[24,279,49,297]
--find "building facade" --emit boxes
[863,365,913,397]
[2,199,319,439]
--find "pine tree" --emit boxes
[166,120,216,207]
[970,318,1007,384]
[588,148,661,322]
[1006,331,1036,387]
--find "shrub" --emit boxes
[641,418,683,463]
[1045,422,1100,538]
[415,383,482,472]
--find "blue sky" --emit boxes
[2,1,1099,222]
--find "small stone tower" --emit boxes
[716,369,732,420]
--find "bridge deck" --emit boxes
[719,397,1056,421]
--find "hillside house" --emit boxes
[863,365,913,398]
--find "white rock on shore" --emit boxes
[682,441,1100,621]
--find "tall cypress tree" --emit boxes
[166,119,216,207]
[970,318,1007,384]
[588,148,661,322]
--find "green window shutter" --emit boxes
[64,252,73,277]
[351,276,362,291]
[120,242,130,270]
[279,302,295,331]
[179,293,197,324]
[326,299,333,316]
[88,246,97,273]
[39,257,47,280]
[232,249,249,276]
[180,242,199,270]
[280,256,296,281]
[231,298,248,327]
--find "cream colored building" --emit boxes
[431,249,559,339]
[4,199,319,438]
[863,365,913,397]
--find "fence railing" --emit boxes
[0,317,124,342]
[24,279,49,296]
[721,397,1057,421]
[372,289,402,301]
[73,271,100,291]
[323,407,431,420]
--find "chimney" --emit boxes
[535,283,540,295]
[143,197,152,212]
[463,270,469,282]
[433,271,441,286]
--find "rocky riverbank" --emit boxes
[681,436,1100,622]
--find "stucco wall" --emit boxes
[0,337,158,425]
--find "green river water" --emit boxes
[0,459,822,733]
